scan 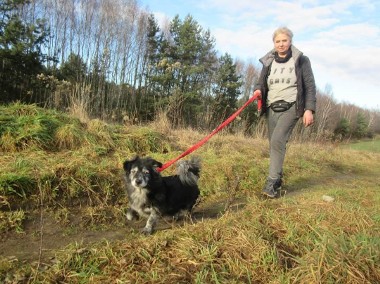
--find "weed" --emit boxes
[55,120,84,150]
[0,210,25,234]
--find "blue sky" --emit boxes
[141,0,380,110]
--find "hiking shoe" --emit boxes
[274,178,282,192]
[262,186,277,198]
[262,178,280,198]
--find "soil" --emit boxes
[0,197,247,264]
[0,171,365,264]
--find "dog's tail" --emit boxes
[176,156,201,186]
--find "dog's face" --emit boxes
[123,157,162,189]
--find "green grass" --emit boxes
[1,103,380,283]
[344,138,380,153]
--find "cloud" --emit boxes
[304,22,380,86]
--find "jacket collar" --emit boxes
[260,45,303,67]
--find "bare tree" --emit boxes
[314,85,336,140]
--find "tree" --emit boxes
[236,59,260,135]
[314,85,336,139]
[353,112,369,139]
[0,0,51,102]
[209,53,242,128]
[59,53,87,82]
[150,14,217,127]
[334,117,351,140]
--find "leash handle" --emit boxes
[157,93,262,172]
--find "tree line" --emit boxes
[1,0,379,140]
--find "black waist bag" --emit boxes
[270,100,295,112]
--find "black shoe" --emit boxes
[262,186,277,198]
[274,179,282,193]
[262,178,279,198]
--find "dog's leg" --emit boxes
[141,208,158,235]
[126,208,138,221]
[173,209,188,221]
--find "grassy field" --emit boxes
[1,103,379,283]
[344,138,380,153]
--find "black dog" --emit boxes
[123,156,201,235]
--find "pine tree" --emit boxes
[59,53,87,83]
[149,14,217,127]
[0,0,51,102]
[354,113,369,139]
[334,117,351,140]
[210,53,242,128]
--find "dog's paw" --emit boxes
[173,209,191,221]
[173,212,184,221]
[141,227,153,235]
[126,209,138,221]
[126,211,134,221]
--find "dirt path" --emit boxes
[1,211,132,263]
[1,169,375,264]
[0,198,246,263]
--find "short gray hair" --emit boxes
[272,27,293,42]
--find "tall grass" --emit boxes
[0,104,60,151]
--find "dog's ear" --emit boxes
[148,158,162,170]
[123,160,131,173]
[123,156,139,172]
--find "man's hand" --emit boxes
[253,90,262,99]
[303,110,314,127]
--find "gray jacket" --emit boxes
[254,45,316,117]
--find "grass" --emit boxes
[344,137,380,153]
[0,103,380,283]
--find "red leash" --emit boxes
[157,93,262,172]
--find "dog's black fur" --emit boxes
[123,156,200,235]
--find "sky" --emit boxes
[141,0,380,110]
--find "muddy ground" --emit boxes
[0,196,248,264]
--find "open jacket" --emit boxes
[254,45,316,117]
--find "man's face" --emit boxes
[274,33,291,57]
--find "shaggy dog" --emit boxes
[123,156,201,235]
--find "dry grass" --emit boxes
[1,103,380,283]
